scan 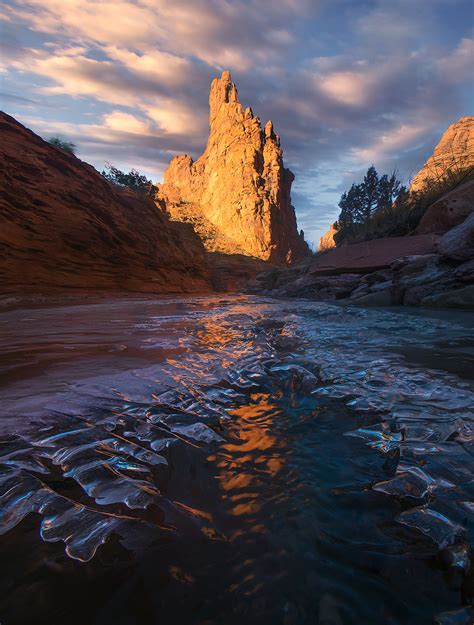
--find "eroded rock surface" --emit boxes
[417,180,474,234]
[157,71,308,263]
[437,213,474,261]
[0,112,211,293]
[410,117,474,193]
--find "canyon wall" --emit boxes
[0,112,210,294]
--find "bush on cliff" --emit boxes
[101,163,156,198]
[48,136,77,153]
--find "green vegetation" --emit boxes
[334,159,474,246]
[48,136,77,153]
[101,163,155,197]
[334,166,407,244]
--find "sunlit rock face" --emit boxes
[410,116,474,193]
[318,224,337,252]
[157,71,309,263]
[0,112,211,293]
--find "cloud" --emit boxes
[103,110,152,135]
[351,123,430,163]
[437,36,474,83]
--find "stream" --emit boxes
[0,294,473,625]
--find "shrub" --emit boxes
[101,163,155,198]
[48,136,77,153]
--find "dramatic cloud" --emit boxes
[0,0,472,245]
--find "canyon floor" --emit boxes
[0,293,473,625]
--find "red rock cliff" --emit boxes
[410,116,474,192]
[0,112,211,293]
[157,71,308,263]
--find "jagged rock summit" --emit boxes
[157,70,308,263]
[318,224,337,252]
[410,116,474,192]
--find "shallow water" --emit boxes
[0,294,473,625]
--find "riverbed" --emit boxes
[0,294,473,625]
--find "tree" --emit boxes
[362,165,379,220]
[377,172,401,211]
[48,136,77,153]
[101,163,155,197]
[335,166,405,244]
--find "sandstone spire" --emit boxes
[157,70,308,263]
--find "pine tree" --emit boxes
[362,165,379,220]
[335,166,405,244]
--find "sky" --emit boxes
[1,0,473,248]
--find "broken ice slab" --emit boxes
[0,437,50,474]
[269,363,319,392]
[396,506,464,549]
[373,464,454,500]
[433,607,474,625]
[442,543,471,571]
[0,470,134,561]
[170,422,224,444]
[460,502,474,514]
[345,425,402,453]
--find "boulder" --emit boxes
[437,213,474,261]
[417,179,474,234]
[421,285,474,309]
[453,259,474,282]
[157,71,308,263]
[351,290,394,307]
[308,234,439,275]
[0,112,211,294]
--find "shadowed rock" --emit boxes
[0,112,211,294]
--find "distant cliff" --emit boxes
[157,71,308,263]
[0,112,211,294]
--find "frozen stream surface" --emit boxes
[0,294,473,625]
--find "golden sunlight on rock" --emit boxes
[157,71,309,263]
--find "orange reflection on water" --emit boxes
[215,393,287,521]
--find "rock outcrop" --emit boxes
[157,71,308,263]
[317,224,337,252]
[250,219,474,309]
[410,116,474,193]
[0,112,211,293]
[417,179,474,234]
[437,212,474,261]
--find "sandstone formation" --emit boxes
[410,116,474,193]
[317,224,337,252]
[0,112,210,293]
[417,179,474,234]
[157,71,308,263]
